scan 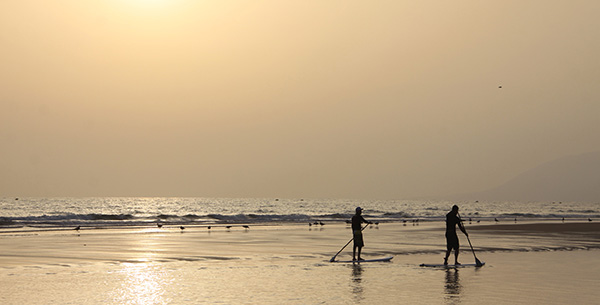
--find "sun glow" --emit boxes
[122,0,177,10]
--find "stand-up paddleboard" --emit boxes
[333,256,393,263]
[420,262,485,268]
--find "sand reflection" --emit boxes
[112,234,173,304]
[350,264,365,303]
[444,268,462,304]
[113,263,172,305]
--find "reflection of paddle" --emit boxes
[329,223,370,262]
[459,213,483,267]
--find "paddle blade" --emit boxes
[475,258,484,267]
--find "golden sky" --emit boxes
[1,0,599,198]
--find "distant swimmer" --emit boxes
[444,205,468,265]
[351,207,373,261]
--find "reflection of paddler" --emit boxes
[444,205,468,265]
[352,207,372,261]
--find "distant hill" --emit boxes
[453,151,600,202]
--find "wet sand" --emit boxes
[1,221,599,304]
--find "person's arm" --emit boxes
[361,216,373,224]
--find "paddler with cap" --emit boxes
[352,207,373,261]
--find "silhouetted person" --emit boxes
[444,205,468,265]
[352,207,372,261]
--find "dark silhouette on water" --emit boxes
[351,207,372,261]
[444,205,468,265]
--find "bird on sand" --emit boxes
[243,225,250,229]
[157,223,163,228]
[226,226,232,229]
[207,226,211,230]
[74,226,80,231]
[180,226,185,231]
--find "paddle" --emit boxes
[459,212,483,267]
[329,223,370,262]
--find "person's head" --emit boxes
[355,207,363,215]
[451,205,459,214]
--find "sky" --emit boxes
[1,0,599,199]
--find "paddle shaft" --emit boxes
[458,213,483,265]
[330,223,370,262]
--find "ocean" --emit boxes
[1,197,598,229]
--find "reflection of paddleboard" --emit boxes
[420,262,485,268]
[333,256,393,263]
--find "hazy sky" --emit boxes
[1,0,599,199]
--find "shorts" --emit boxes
[353,230,364,247]
[446,233,459,250]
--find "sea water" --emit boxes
[1,197,598,229]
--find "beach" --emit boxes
[1,221,599,304]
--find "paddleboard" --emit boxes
[333,256,393,263]
[420,262,485,268]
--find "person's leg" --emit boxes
[454,246,460,265]
[353,245,357,261]
[357,246,363,260]
[444,248,451,265]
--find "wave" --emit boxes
[1,209,596,229]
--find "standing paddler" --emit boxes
[444,205,468,265]
[352,207,373,261]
